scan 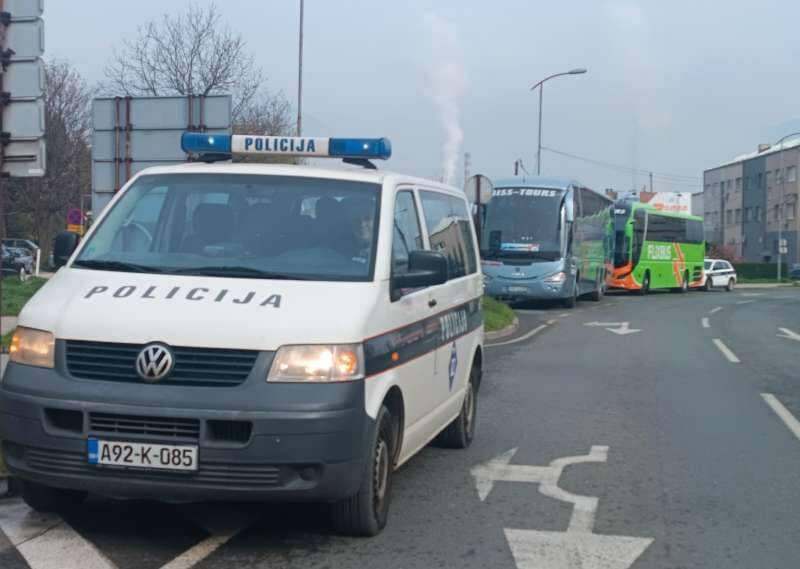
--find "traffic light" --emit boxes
[1,0,45,177]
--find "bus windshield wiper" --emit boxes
[72,259,162,273]
[168,266,308,280]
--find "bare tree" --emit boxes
[102,3,287,123]
[7,60,91,254]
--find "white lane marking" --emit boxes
[0,501,117,569]
[472,448,653,568]
[505,530,653,569]
[486,324,546,348]
[741,292,765,297]
[712,338,740,363]
[584,321,641,335]
[736,299,755,305]
[546,319,557,325]
[709,306,723,314]
[558,313,570,318]
[701,317,710,329]
[777,327,800,342]
[159,531,240,569]
[761,394,800,442]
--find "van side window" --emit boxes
[392,191,424,275]
[419,191,477,278]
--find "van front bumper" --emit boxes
[0,360,372,503]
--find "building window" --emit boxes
[788,166,797,183]
[757,173,763,188]
[775,169,782,184]
[755,206,761,221]
[735,208,741,223]
[726,209,733,225]
[775,204,780,221]
[788,203,797,221]
[744,207,752,222]
[766,172,773,187]
[736,177,742,189]
[726,180,732,190]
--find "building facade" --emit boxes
[703,142,799,264]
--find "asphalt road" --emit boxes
[1,287,799,569]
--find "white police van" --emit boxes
[0,134,484,536]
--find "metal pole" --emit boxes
[649,172,653,193]
[537,84,543,175]
[296,0,304,136]
[778,143,784,282]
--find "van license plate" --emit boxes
[88,439,198,471]
[508,286,528,294]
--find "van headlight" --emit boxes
[267,344,364,382]
[9,327,55,369]
[543,271,566,284]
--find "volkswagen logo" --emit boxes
[135,343,174,382]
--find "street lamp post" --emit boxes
[530,68,587,175]
[775,132,800,282]
[296,0,304,136]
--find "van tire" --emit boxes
[332,406,395,536]
[436,365,478,449]
[21,481,87,513]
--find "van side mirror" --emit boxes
[391,250,449,300]
[53,231,80,268]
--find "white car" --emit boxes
[702,258,737,291]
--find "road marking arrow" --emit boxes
[584,322,641,335]
[472,446,653,569]
[777,327,800,342]
[505,529,653,569]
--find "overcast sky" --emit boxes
[47,0,800,194]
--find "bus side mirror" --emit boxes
[53,231,80,268]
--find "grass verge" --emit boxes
[1,276,46,316]
[483,295,515,332]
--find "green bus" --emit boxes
[610,200,705,293]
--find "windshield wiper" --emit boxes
[168,266,308,280]
[72,259,162,273]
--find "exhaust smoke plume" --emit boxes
[423,12,467,186]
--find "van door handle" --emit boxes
[428,299,438,308]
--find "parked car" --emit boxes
[702,258,737,291]
[2,238,38,255]
[1,244,30,279]
[789,263,800,281]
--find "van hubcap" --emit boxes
[373,438,389,508]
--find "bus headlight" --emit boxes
[9,327,55,369]
[543,271,566,284]
[267,344,364,382]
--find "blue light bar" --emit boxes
[181,133,392,160]
[181,133,232,154]
[329,138,391,160]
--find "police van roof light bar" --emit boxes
[181,133,392,165]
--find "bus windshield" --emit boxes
[480,188,564,260]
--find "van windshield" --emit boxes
[74,174,381,281]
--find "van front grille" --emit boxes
[65,340,258,387]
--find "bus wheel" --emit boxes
[638,272,650,296]
[589,272,603,302]
[726,278,735,292]
[563,279,578,308]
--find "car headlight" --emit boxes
[543,271,566,284]
[267,344,364,382]
[9,327,55,368]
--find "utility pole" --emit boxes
[296,0,304,136]
[514,160,519,176]
[463,152,470,187]
[649,172,653,193]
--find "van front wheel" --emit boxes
[332,406,395,536]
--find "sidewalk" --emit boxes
[736,283,797,289]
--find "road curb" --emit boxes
[485,316,519,341]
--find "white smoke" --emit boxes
[423,12,467,186]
